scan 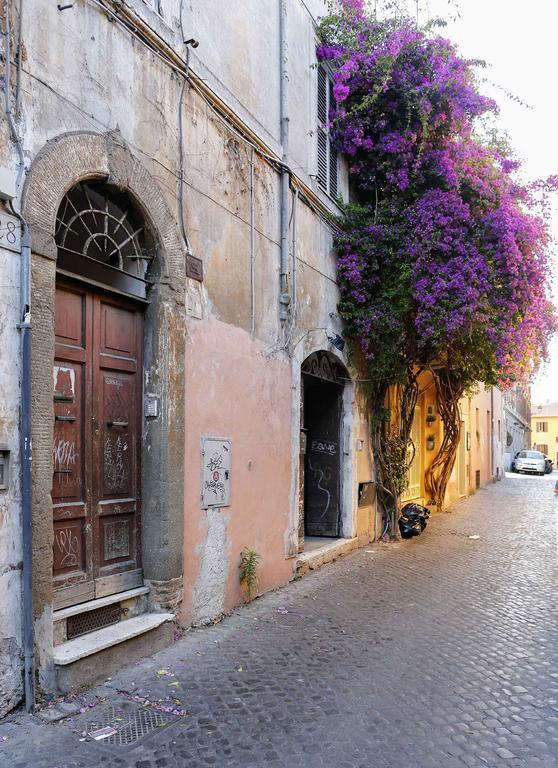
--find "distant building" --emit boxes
[531,402,558,468]
[503,386,531,469]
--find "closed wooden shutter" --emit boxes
[317,66,338,197]
[317,66,329,191]
[328,79,338,197]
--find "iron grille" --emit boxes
[80,701,178,746]
[66,603,122,640]
[475,469,481,489]
[55,181,151,277]
[54,181,155,300]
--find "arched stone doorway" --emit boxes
[299,351,347,550]
[21,131,186,688]
[52,180,153,606]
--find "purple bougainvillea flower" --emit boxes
[333,82,350,102]
[317,3,556,388]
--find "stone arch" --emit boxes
[22,131,186,690]
[22,130,184,279]
[286,333,356,558]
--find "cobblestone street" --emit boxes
[1,475,556,768]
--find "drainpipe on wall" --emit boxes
[3,0,35,711]
[279,0,291,322]
[291,187,298,325]
[19,229,33,712]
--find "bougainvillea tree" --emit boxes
[318,1,556,525]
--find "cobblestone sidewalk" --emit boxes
[1,475,556,767]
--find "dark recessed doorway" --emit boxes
[300,351,345,543]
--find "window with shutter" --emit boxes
[317,65,338,198]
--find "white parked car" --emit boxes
[514,450,546,476]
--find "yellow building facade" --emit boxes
[531,403,558,468]
[402,373,504,510]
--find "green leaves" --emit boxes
[239,548,261,602]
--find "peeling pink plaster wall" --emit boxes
[181,317,295,626]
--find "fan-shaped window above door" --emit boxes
[55,180,155,300]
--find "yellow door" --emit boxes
[402,406,421,501]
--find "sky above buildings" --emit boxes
[417,0,558,404]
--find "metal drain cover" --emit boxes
[76,700,179,746]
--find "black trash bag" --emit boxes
[401,502,431,531]
[398,514,422,538]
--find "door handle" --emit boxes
[107,420,129,428]
[55,415,76,422]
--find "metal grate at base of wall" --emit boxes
[66,603,122,640]
[475,469,481,489]
[77,701,179,746]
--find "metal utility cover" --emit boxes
[73,700,179,746]
[201,437,231,508]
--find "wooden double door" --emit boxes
[52,281,143,609]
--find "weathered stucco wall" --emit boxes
[469,386,500,490]
[182,318,294,626]
[0,246,23,716]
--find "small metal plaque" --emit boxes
[0,211,21,254]
[201,437,231,508]
[186,253,203,281]
[144,393,158,418]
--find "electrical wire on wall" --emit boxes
[82,0,338,254]
[177,1,195,256]
[249,147,256,336]
[3,0,26,199]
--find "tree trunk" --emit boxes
[370,372,420,538]
[370,382,396,538]
[424,366,465,512]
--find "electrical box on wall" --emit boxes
[0,447,10,490]
[201,437,231,508]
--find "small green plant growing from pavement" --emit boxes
[239,548,261,602]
